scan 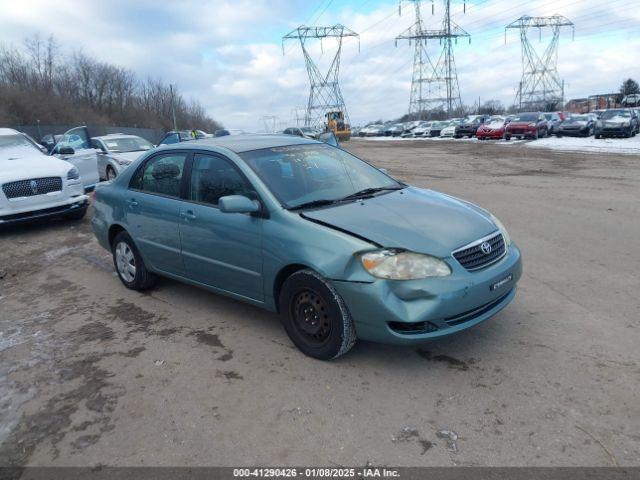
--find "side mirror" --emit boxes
[58,146,75,155]
[219,195,260,214]
[318,132,339,147]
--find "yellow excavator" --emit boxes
[325,111,351,141]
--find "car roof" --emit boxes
[0,128,21,136]
[164,133,319,154]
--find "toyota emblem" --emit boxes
[30,180,38,195]
[480,241,492,254]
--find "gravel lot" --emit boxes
[1,139,638,467]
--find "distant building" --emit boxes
[565,98,589,114]
[588,93,622,111]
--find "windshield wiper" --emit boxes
[289,199,341,210]
[341,186,403,201]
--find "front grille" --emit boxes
[509,128,525,134]
[453,232,506,271]
[2,177,62,199]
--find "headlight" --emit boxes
[622,122,630,127]
[116,158,131,166]
[67,167,79,180]
[489,213,512,246]
[360,250,451,280]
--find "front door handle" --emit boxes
[127,199,138,207]
[180,210,196,221]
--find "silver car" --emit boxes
[91,134,154,180]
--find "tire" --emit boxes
[106,166,117,180]
[112,231,157,290]
[533,130,539,140]
[505,134,511,141]
[279,269,356,360]
[595,134,601,139]
[63,206,87,221]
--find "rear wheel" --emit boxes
[279,269,356,360]
[112,231,157,290]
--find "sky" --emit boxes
[0,0,638,131]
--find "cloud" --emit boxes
[0,0,638,130]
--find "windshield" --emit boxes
[601,110,631,119]
[543,114,556,120]
[569,115,589,121]
[103,136,153,153]
[300,127,315,133]
[240,144,402,209]
[512,113,538,122]
[0,134,41,152]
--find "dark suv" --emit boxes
[454,114,492,138]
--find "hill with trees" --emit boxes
[0,36,221,132]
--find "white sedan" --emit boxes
[91,134,154,180]
[0,128,88,226]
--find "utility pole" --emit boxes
[169,84,178,131]
[506,15,574,112]
[396,0,469,119]
[282,25,359,129]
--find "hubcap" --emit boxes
[291,289,331,345]
[107,168,116,180]
[115,241,136,282]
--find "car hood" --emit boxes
[110,151,146,163]
[508,121,536,127]
[0,147,72,183]
[562,120,587,126]
[301,187,497,257]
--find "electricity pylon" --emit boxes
[282,25,359,128]
[505,15,574,112]
[396,0,469,119]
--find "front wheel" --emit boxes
[279,269,357,360]
[106,166,117,180]
[112,231,157,290]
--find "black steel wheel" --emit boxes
[279,269,356,360]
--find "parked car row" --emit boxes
[356,107,640,141]
[1,126,215,226]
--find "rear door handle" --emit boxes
[180,210,196,221]
[127,199,138,207]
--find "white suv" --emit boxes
[0,128,88,226]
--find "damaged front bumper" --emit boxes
[332,244,522,345]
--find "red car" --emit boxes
[476,117,508,140]
[505,112,549,140]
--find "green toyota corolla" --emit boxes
[91,134,522,360]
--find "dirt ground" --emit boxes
[1,139,638,467]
